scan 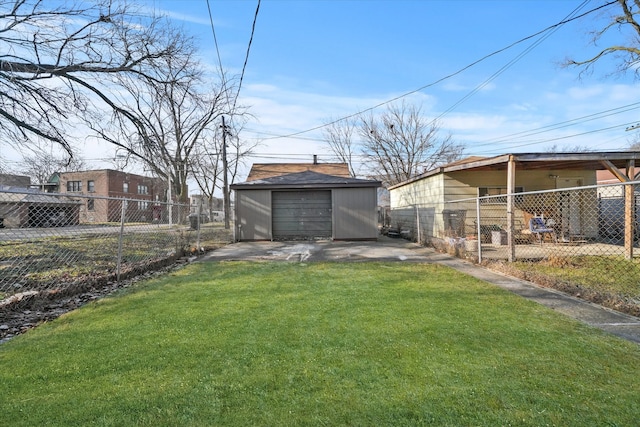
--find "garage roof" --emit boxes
[231,170,381,190]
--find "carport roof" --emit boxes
[389,151,640,189]
[231,170,382,190]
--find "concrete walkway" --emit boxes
[202,237,640,345]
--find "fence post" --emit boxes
[415,205,421,244]
[196,199,202,251]
[476,196,482,263]
[116,199,127,283]
[625,180,635,260]
[507,156,516,262]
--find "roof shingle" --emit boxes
[246,163,351,181]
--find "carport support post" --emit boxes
[625,160,635,260]
[507,155,516,262]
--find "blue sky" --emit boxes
[6,0,639,182]
[143,0,640,172]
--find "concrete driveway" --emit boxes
[201,236,445,263]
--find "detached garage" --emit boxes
[231,169,381,241]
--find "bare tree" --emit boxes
[190,117,258,221]
[87,37,234,204]
[358,102,463,186]
[0,0,187,158]
[190,133,223,221]
[18,151,85,186]
[322,116,359,177]
[628,135,640,151]
[545,143,594,153]
[565,0,640,78]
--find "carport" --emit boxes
[231,170,381,241]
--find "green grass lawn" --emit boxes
[1,261,639,426]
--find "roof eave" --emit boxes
[388,151,640,189]
[231,182,381,190]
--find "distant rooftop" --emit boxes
[246,163,351,181]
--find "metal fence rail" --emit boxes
[390,182,640,308]
[0,189,232,308]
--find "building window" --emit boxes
[137,184,148,195]
[479,186,524,203]
[123,182,129,193]
[138,201,150,210]
[67,181,82,192]
[87,199,95,211]
[87,180,95,192]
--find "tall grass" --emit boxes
[1,262,638,426]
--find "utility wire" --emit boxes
[242,101,640,148]
[473,121,640,155]
[245,114,640,159]
[473,102,640,148]
[433,1,589,124]
[232,0,260,113]
[262,0,618,141]
[206,0,226,82]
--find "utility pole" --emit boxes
[221,116,231,230]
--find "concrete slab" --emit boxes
[201,237,435,263]
[201,237,640,345]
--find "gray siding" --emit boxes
[236,190,271,240]
[332,188,378,239]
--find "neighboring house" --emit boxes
[231,162,381,241]
[246,161,352,181]
[0,190,81,228]
[53,169,167,223]
[189,194,224,222]
[389,152,640,246]
[0,173,30,189]
[1,174,80,228]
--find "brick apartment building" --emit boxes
[54,169,168,223]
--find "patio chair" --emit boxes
[529,217,556,244]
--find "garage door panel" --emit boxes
[272,190,332,239]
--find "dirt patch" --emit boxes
[0,256,193,344]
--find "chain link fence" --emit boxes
[389,182,640,315]
[0,189,233,311]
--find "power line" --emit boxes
[232,0,260,113]
[474,120,640,155]
[246,109,640,159]
[433,1,590,124]
[261,0,618,142]
[245,99,640,151]
[205,0,226,82]
[473,102,640,148]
